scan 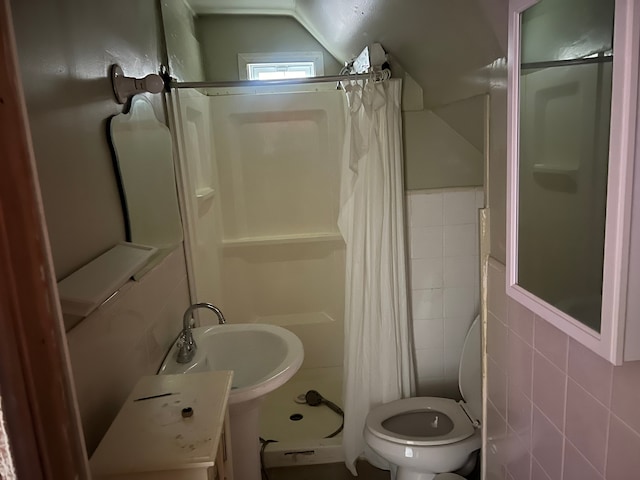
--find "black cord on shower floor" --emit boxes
[259,390,344,480]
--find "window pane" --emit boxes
[247,62,315,80]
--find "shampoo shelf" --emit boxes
[532,163,579,176]
[195,186,215,200]
[222,233,344,249]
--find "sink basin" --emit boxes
[159,323,304,404]
[159,323,304,480]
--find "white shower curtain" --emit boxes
[338,78,415,475]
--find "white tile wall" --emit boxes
[411,288,443,320]
[410,258,444,289]
[410,226,444,259]
[443,190,478,224]
[408,191,444,227]
[407,187,482,399]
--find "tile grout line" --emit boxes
[559,342,569,480]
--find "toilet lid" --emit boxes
[458,315,481,423]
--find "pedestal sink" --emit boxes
[159,323,304,480]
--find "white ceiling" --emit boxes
[188,0,507,107]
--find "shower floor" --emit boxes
[260,366,344,467]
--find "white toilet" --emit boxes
[364,315,482,480]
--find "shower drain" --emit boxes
[289,413,303,421]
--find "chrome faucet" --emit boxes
[176,303,227,364]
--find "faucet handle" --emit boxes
[176,333,195,364]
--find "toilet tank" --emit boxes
[458,315,482,423]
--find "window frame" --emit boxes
[237,51,324,80]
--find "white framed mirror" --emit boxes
[506,0,640,364]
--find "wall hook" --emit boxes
[111,64,165,104]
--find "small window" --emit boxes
[238,52,324,80]
[247,61,315,80]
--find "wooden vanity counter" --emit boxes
[90,371,233,480]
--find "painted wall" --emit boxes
[196,15,342,82]
[11,0,164,281]
[404,110,484,190]
[161,0,205,82]
[433,95,486,153]
[293,0,504,108]
[11,0,191,454]
[407,188,483,398]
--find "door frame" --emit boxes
[0,0,89,477]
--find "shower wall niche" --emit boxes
[173,87,346,370]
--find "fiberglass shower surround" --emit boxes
[169,74,414,476]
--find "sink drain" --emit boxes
[290,413,303,421]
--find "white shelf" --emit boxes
[254,311,336,326]
[195,186,215,200]
[532,163,579,175]
[222,232,344,248]
[57,242,156,317]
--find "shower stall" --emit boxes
[169,83,348,465]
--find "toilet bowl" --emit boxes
[364,316,482,480]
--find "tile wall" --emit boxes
[66,248,190,454]
[486,257,640,480]
[407,187,483,398]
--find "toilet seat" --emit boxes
[365,397,476,447]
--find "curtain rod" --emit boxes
[521,55,613,71]
[169,71,390,89]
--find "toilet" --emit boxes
[364,315,482,480]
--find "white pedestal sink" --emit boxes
[159,324,304,480]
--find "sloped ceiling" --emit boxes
[189,0,507,108]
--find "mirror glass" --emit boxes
[517,0,615,332]
[108,97,183,276]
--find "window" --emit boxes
[247,61,315,80]
[238,52,324,80]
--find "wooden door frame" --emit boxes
[0,0,90,477]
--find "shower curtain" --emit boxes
[338,78,415,475]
